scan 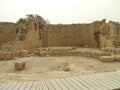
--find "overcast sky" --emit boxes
[0,0,120,24]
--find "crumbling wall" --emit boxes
[0,22,16,46]
[0,19,120,54]
[45,19,120,48]
[0,20,44,53]
[14,20,44,53]
[46,24,96,47]
[99,21,120,48]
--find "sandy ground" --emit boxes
[0,56,120,82]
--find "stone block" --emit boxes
[100,56,115,62]
[115,55,120,61]
[15,62,26,70]
[19,50,28,57]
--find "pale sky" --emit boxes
[0,0,120,24]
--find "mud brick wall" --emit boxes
[0,19,120,53]
[14,20,43,53]
[46,24,96,47]
[99,21,120,48]
[0,22,16,46]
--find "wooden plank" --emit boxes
[0,83,9,90]
[19,82,28,90]
[90,74,119,90]
[54,79,68,90]
[0,83,8,90]
[45,80,56,90]
[38,81,49,90]
[69,77,89,90]
[86,75,109,89]
[0,82,13,90]
[74,77,96,90]
[81,75,107,90]
[100,74,120,86]
[96,73,120,87]
[35,82,42,90]
[92,73,119,89]
[60,78,76,90]
[42,81,49,90]
[39,81,44,90]
[106,73,120,82]
[0,71,120,90]
[50,80,62,90]
[29,81,39,90]
[24,81,33,90]
[7,82,18,90]
[65,77,86,90]
[13,82,23,90]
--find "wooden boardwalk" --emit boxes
[0,71,120,90]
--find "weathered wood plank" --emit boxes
[106,73,120,82]
[90,74,118,90]
[92,73,119,89]
[60,78,76,90]
[86,75,109,89]
[96,73,120,87]
[81,75,107,90]
[24,82,33,90]
[0,82,13,90]
[29,81,39,90]
[35,82,41,90]
[65,77,86,90]
[42,81,49,90]
[19,82,28,90]
[39,81,44,90]
[7,82,17,90]
[0,83,8,90]
[54,79,68,90]
[45,80,56,90]
[49,80,62,90]
[74,77,96,90]
[13,82,23,90]
[100,74,120,86]
[69,77,89,90]
[0,71,120,90]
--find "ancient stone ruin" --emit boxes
[15,62,26,70]
[0,18,120,61]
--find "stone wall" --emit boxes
[0,22,16,46]
[99,21,120,48]
[46,24,96,47]
[0,19,120,54]
[11,20,44,53]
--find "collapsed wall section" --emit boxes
[99,21,120,48]
[13,20,44,53]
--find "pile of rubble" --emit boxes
[100,47,120,61]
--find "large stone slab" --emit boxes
[100,56,115,62]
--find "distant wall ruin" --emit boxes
[45,19,120,48]
[0,22,16,46]
[46,24,95,47]
[0,19,120,53]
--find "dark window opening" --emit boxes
[39,33,42,39]
[16,28,19,33]
[34,23,37,30]
[39,36,42,39]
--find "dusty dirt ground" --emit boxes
[0,56,120,82]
